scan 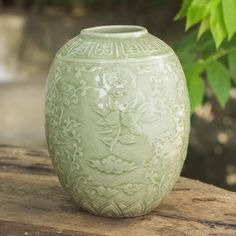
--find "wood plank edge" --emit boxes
[0,220,107,236]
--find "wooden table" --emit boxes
[0,144,236,236]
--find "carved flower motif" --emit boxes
[99,67,136,98]
[93,98,144,150]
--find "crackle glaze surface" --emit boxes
[45,26,190,217]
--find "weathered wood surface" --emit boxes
[0,144,236,236]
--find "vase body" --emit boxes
[45,25,190,217]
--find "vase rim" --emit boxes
[80,25,148,38]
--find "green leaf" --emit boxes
[222,0,236,39]
[198,17,209,39]
[183,61,205,79]
[210,2,227,48]
[228,50,236,83]
[175,0,193,20]
[207,61,230,107]
[204,0,220,16]
[186,0,206,30]
[196,32,216,57]
[187,74,205,112]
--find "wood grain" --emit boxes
[0,144,236,236]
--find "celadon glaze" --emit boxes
[45,25,190,217]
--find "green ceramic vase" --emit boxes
[45,25,190,217]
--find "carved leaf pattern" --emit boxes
[96,119,107,126]
[129,125,142,136]
[92,106,110,117]
[119,134,135,144]
[100,137,114,146]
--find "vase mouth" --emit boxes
[80,25,148,38]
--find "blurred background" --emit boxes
[0,0,236,192]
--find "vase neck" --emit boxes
[80,25,148,39]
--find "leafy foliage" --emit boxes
[176,0,236,48]
[175,0,236,112]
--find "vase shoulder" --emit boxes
[56,25,173,62]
